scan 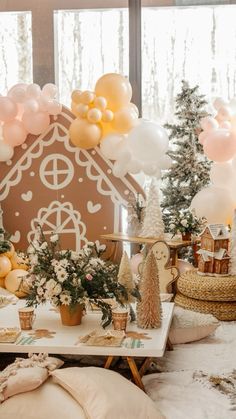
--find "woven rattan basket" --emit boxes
[177,270,236,302]
[174,292,236,321]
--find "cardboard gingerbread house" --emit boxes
[197,224,230,276]
[0,105,144,253]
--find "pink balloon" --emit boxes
[7,83,27,103]
[130,253,143,275]
[200,116,218,131]
[0,97,18,122]
[198,131,208,145]
[22,111,50,135]
[203,129,236,162]
[47,100,62,116]
[3,119,28,147]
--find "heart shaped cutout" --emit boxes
[87,201,101,214]
[21,191,33,202]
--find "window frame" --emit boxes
[0,0,235,114]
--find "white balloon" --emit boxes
[131,172,146,187]
[112,161,127,178]
[127,119,169,163]
[210,162,234,188]
[191,186,235,224]
[100,134,124,160]
[142,161,158,176]
[0,141,14,162]
[126,159,142,174]
[213,97,228,111]
[117,150,132,165]
[159,154,172,170]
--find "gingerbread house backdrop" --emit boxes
[0,106,144,252]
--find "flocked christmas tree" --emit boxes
[140,178,165,238]
[137,250,162,329]
[229,209,236,275]
[126,192,145,236]
[161,80,211,228]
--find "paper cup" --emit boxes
[18,307,35,330]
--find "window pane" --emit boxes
[142,5,236,123]
[0,12,32,93]
[54,8,129,107]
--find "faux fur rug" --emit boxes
[143,322,236,419]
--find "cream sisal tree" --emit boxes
[118,251,135,303]
[137,250,162,329]
[140,178,165,238]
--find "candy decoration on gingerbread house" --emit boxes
[197,224,230,276]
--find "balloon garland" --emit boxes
[0,83,62,162]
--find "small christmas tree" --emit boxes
[118,251,135,303]
[137,250,162,329]
[161,80,211,226]
[140,178,164,238]
[229,210,236,275]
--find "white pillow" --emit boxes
[0,378,86,419]
[168,306,220,344]
[51,367,164,419]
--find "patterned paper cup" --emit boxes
[112,308,129,331]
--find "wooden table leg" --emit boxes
[104,355,114,369]
[126,356,145,391]
[166,337,173,351]
[138,357,152,378]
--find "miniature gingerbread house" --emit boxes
[197,224,230,276]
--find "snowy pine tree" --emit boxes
[140,179,165,238]
[161,80,211,228]
[229,209,236,275]
[137,250,162,329]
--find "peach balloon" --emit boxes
[100,121,116,137]
[203,129,236,162]
[3,119,28,147]
[69,118,102,149]
[79,91,95,105]
[0,97,18,122]
[5,269,29,297]
[0,255,12,278]
[7,83,27,103]
[75,103,89,118]
[0,277,5,288]
[102,109,114,122]
[95,73,132,111]
[94,96,107,111]
[112,107,138,133]
[71,90,82,104]
[87,108,102,123]
[22,111,50,135]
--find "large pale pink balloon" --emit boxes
[22,111,50,135]
[3,119,28,147]
[191,186,235,224]
[203,129,236,162]
[0,97,18,122]
[210,162,234,188]
[7,83,27,103]
[0,141,14,161]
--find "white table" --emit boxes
[0,301,174,390]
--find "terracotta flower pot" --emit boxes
[59,303,83,326]
[181,232,192,241]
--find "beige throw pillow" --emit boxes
[0,354,64,403]
[0,378,86,419]
[168,306,220,344]
[51,366,165,419]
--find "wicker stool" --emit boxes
[174,292,236,321]
[175,269,236,321]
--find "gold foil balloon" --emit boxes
[95,73,132,112]
[69,118,102,149]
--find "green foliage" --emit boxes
[161,80,211,229]
[26,226,140,328]
[0,228,11,254]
